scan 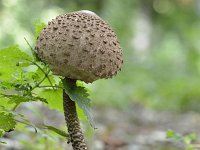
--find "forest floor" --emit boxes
[1,103,200,150]
[90,104,200,150]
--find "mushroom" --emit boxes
[35,10,123,150]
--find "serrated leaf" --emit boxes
[34,20,46,41]
[0,97,14,110]
[43,125,69,138]
[1,94,48,105]
[0,112,16,132]
[62,79,95,129]
[0,81,13,89]
[0,45,32,80]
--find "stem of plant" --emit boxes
[63,78,88,150]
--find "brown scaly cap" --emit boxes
[35,10,123,83]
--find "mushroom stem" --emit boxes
[63,78,88,150]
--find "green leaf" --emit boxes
[62,79,95,129]
[43,125,69,138]
[34,19,46,41]
[0,97,14,110]
[0,45,32,80]
[188,133,197,141]
[0,81,13,89]
[183,133,197,144]
[1,94,48,105]
[166,129,175,138]
[0,112,16,132]
[38,89,63,111]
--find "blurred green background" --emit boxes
[1,0,200,149]
[1,0,200,111]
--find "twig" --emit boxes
[31,69,50,91]
[37,85,63,89]
[12,103,19,111]
[15,119,38,133]
[24,37,36,60]
[45,68,55,90]
[24,59,55,90]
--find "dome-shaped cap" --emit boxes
[35,10,123,83]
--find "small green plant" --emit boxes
[0,21,93,145]
[166,130,199,150]
[0,10,123,150]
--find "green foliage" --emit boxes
[2,94,48,105]
[63,79,95,129]
[0,111,16,132]
[166,130,199,150]
[1,0,200,113]
[0,21,65,141]
[1,0,200,149]
[0,19,94,145]
[0,45,32,80]
[166,130,182,141]
[38,89,63,111]
[0,45,68,139]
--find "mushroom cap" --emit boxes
[35,10,123,83]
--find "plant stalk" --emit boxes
[63,78,88,150]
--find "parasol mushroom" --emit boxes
[35,10,123,150]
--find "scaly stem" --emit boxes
[63,78,88,150]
